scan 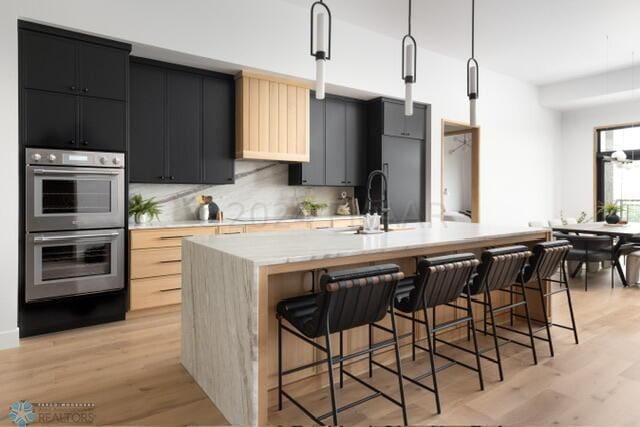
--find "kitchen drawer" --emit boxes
[131,247,182,279]
[309,220,333,230]
[218,225,245,234]
[130,274,182,310]
[245,221,311,233]
[332,218,363,228]
[130,227,217,249]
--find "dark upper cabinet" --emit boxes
[19,23,131,152]
[130,63,165,182]
[129,58,235,185]
[289,94,366,187]
[325,99,347,186]
[202,77,235,184]
[358,98,429,223]
[383,101,425,139]
[382,136,425,223]
[80,97,127,151]
[23,90,77,149]
[21,31,77,95]
[20,24,128,101]
[78,42,128,101]
[166,71,202,183]
[345,101,366,186]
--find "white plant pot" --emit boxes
[135,213,152,224]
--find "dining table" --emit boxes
[551,222,640,287]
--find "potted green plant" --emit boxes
[299,199,328,217]
[129,194,162,224]
[599,201,620,224]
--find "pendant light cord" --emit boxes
[408,0,412,36]
[471,0,475,59]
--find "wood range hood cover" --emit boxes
[235,70,311,162]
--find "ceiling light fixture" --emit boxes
[402,0,417,116]
[467,0,479,126]
[310,0,332,100]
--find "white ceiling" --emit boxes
[285,0,640,85]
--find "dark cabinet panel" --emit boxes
[346,101,365,186]
[23,90,77,149]
[129,63,165,182]
[78,42,128,100]
[202,77,235,184]
[382,136,425,223]
[302,96,326,185]
[325,99,347,186]
[21,31,77,95]
[166,71,202,183]
[383,101,425,139]
[80,97,126,152]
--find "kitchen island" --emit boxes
[181,222,550,425]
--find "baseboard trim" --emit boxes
[0,327,20,350]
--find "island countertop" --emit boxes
[181,221,551,425]
[184,221,548,267]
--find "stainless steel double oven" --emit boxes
[24,148,125,302]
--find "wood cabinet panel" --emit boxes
[130,227,217,250]
[218,225,245,234]
[131,247,183,279]
[130,275,182,310]
[245,222,311,233]
[235,71,310,162]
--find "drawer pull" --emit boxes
[159,259,182,264]
[314,226,330,229]
[159,235,191,240]
[160,287,182,292]
[221,231,242,235]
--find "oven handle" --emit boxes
[33,232,120,242]
[32,168,121,176]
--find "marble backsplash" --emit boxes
[129,160,356,222]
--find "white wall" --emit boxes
[0,0,562,345]
[560,98,640,218]
[0,0,20,350]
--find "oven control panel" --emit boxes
[26,148,125,168]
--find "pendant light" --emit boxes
[467,0,479,126]
[402,0,417,116]
[310,0,332,100]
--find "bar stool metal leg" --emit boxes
[411,312,417,361]
[517,277,538,365]
[390,309,409,425]
[339,330,344,388]
[278,317,283,411]
[466,289,485,391]
[562,262,580,344]
[423,307,442,414]
[484,289,504,381]
[368,324,373,377]
[536,271,554,357]
[324,317,339,426]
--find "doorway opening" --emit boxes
[441,119,480,223]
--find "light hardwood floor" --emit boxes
[2,269,640,426]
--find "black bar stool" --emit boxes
[468,245,536,381]
[276,264,408,426]
[516,240,579,356]
[369,253,483,415]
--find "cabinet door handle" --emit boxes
[68,139,76,145]
[170,176,175,180]
[227,177,233,181]
[160,287,181,292]
[341,180,346,184]
[69,85,76,91]
[302,179,308,183]
[159,259,182,264]
[81,140,89,146]
[82,88,89,93]
[221,231,242,235]
[159,235,191,240]
[160,176,166,180]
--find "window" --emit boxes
[596,125,640,221]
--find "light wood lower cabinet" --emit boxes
[130,275,182,310]
[128,218,363,311]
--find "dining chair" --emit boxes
[555,233,615,290]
